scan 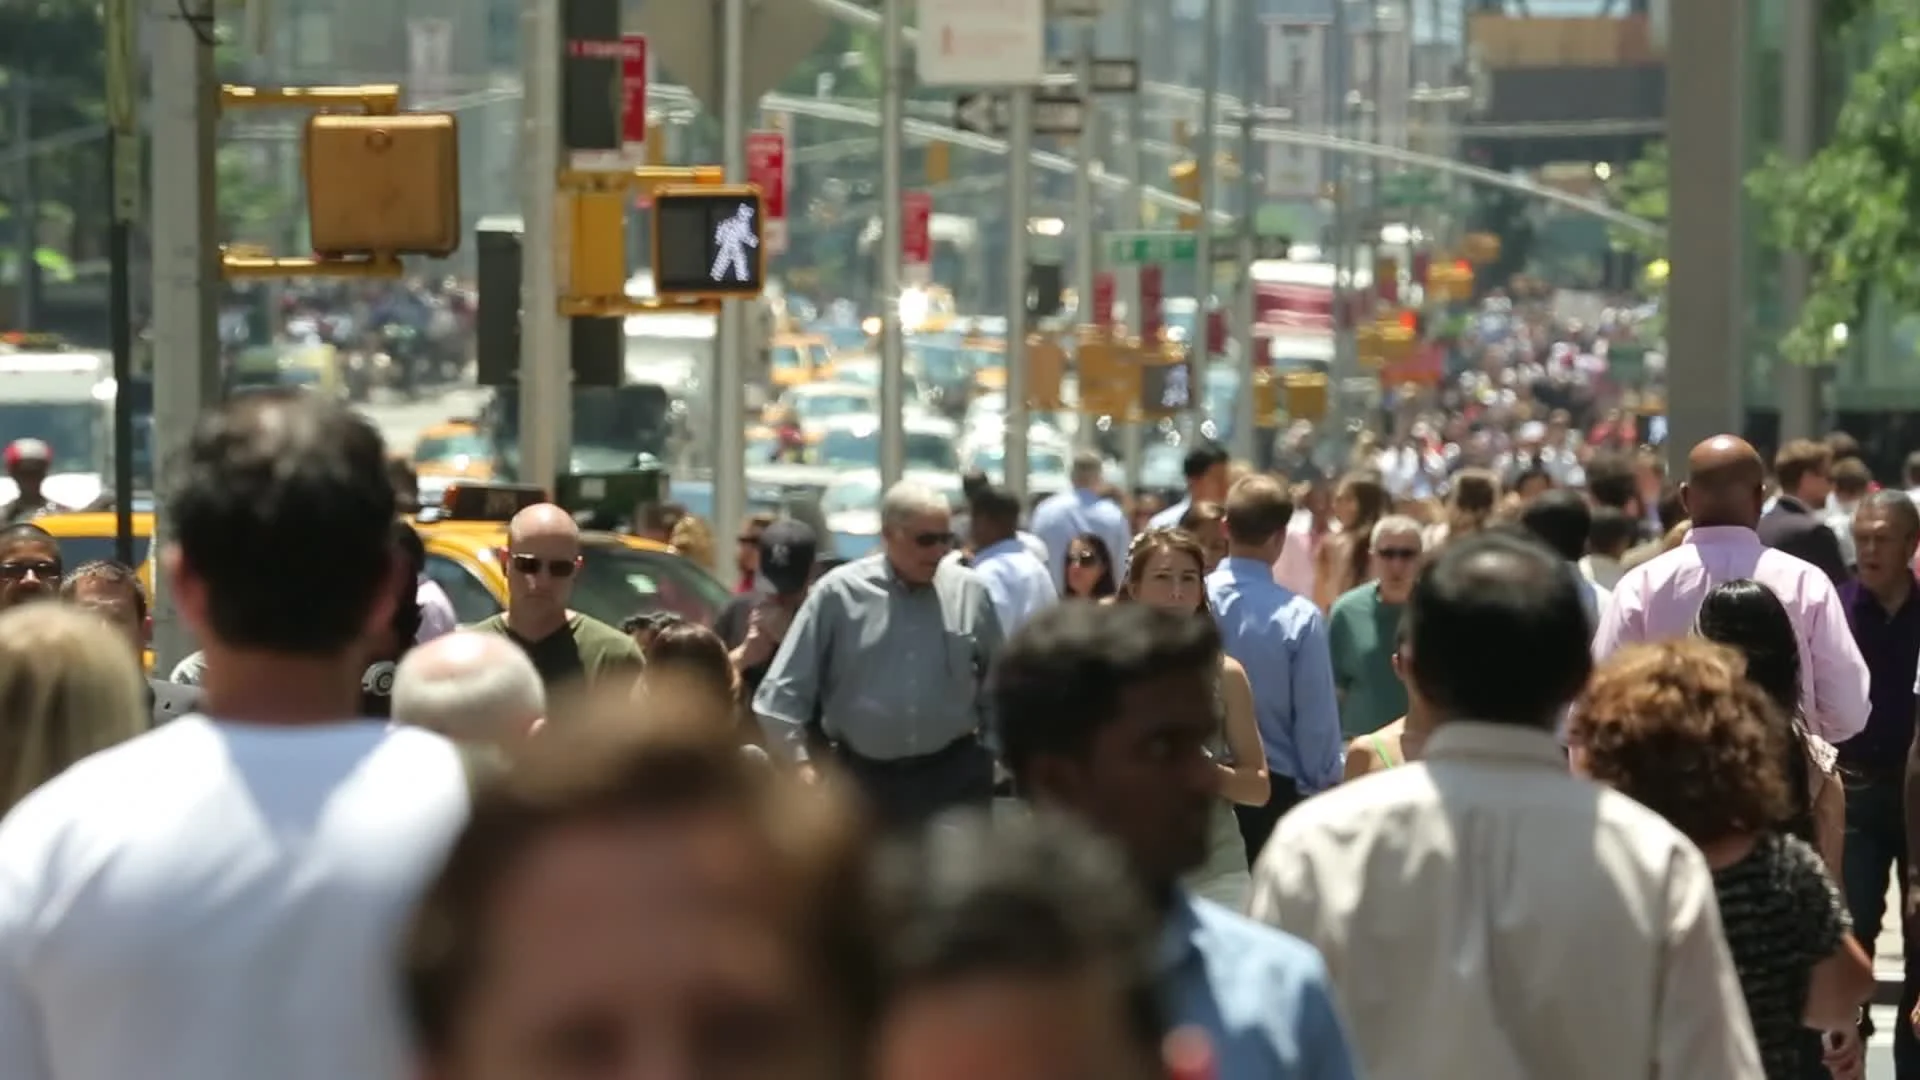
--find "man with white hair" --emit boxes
[392,631,545,747]
[1326,515,1425,739]
[755,480,1004,827]
[1029,450,1130,590]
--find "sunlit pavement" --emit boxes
[356,385,490,454]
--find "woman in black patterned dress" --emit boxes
[1570,639,1874,1080]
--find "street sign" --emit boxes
[1104,229,1268,265]
[1032,94,1086,135]
[1091,271,1114,325]
[953,93,1003,136]
[620,35,648,162]
[652,187,766,299]
[1139,264,1163,340]
[953,93,1084,136]
[903,190,933,282]
[746,131,788,255]
[1047,57,1138,93]
[634,0,832,110]
[917,0,1047,87]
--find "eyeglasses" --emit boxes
[509,553,578,578]
[737,533,761,545]
[910,531,954,549]
[1373,548,1421,562]
[1067,550,1102,567]
[0,560,60,582]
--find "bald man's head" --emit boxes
[508,502,580,546]
[392,630,545,744]
[1681,435,1766,530]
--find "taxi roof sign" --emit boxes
[440,482,548,522]
[0,331,67,352]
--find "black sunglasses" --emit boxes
[1067,550,1102,567]
[0,560,60,582]
[910,531,955,549]
[1373,548,1421,561]
[509,553,578,578]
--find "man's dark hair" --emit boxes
[1407,531,1593,728]
[866,809,1164,1062]
[1587,506,1638,559]
[1517,489,1591,563]
[1182,443,1228,482]
[969,485,1022,532]
[1773,439,1832,494]
[1222,475,1294,546]
[1655,483,1686,532]
[1507,461,1552,495]
[994,602,1220,781]
[621,610,687,636]
[960,469,992,500]
[59,559,147,621]
[1583,451,1637,511]
[1830,457,1873,499]
[1825,430,1862,465]
[167,389,395,654]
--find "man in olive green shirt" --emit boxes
[472,503,643,694]
[1327,516,1424,738]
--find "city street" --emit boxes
[356,385,490,457]
[1867,881,1905,1075]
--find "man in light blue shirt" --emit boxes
[994,601,1360,1080]
[1207,475,1343,864]
[968,484,1056,636]
[1147,442,1231,531]
[1030,451,1131,589]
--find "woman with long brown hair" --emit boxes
[1121,528,1268,910]
[1313,471,1389,611]
[1426,468,1499,550]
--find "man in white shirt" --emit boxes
[0,390,470,1080]
[967,484,1056,636]
[1029,451,1130,590]
[1248,532,1762,1080]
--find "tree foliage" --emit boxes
[1749,3,1920,363]
[1607,141,1667,263]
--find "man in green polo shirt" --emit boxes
[1327,515,1425,739]
[472,503,643,694]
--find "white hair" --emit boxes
[1369,514,1426,550]
[391,632,545,744]
[880,480,949,531]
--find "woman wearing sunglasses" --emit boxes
[1061,533,1118,601]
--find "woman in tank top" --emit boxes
[1122,528,1269,911]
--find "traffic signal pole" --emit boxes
[878,0,906,491]
[519,0,569,498]
[1191,0,1219,447]
[146,0,221,675]
[716,0,750,563]
[1228,0,1258,466]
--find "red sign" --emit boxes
[1251,332,1273,370]
[1139,264,1164,342]
[1205,310,1228,355]
[1253,283,1334,331]
[902,190,933,269]
[746,130,788,253]
[620,35,648,154]
[1091,272,1115,326]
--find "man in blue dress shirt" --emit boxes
[1207,475,1343,863]
[1030,451,1132,590]
[994,601,1361,1080]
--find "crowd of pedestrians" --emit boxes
[2,389,1920,1078]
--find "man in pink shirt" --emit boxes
[1593,435,1870,743]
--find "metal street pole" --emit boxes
[1192,0,1219,446]
[1778,0,1819,442]
[12,80,38,330]
[1121,0,1148,493]
[1072,25,1098,455]
[147,0,219,674]
[106,0,138,562]
[518,0,566,496]
[716,0,750,559]
[1329,0,1355,449]
[1228,0,1258,465]
[878,0,906,489]
[1005,90,1033,502]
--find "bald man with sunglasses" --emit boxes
[470,503,643,694]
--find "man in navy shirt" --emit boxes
[1842,490,1920,1070]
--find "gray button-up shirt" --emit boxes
[752,554,1004,763]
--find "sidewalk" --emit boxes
[1877,880,1905,1006]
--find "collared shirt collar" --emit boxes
[1843,573,1920,619]
[1422,721,1569,769]
[975,537,1024,561]
[1223,555,1277,581]
[1774,494,1814,516]
[1682,524,1762,549]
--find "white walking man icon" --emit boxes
[1160,363,1190,409]
[710,203,759,283]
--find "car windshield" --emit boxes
[771,344,808,372]
[0,402,99,474]
[821,476,882,514]
[911,342,968,385]
[790,391,872,423]
[571,543,730,627]
[817,429,958,472]
[415,431,491,462]
[967,444,1068,477]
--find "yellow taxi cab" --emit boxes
[412,420,497,483]
[416,482,731,628]
[963,334,1008,394]
[768,332,836,389]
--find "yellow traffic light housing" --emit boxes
[926,141,950,185]
[305,113,461,260]
[1283,372,1329,421]
[1171,160,1201,231]
[1378,322,1417,364]
[1464,232,1502,265]
[1252,369,1282,428]
[1075,334,1136,417]
[562,188,630,304]
[1356,324,1384,370]
[1027,336,1066,410]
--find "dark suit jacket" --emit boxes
[1757,496,1850,584]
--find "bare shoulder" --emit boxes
[1220,654,1249,682]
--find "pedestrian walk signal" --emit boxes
[650,185,766,299]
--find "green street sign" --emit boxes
[1104,231,1198,265]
